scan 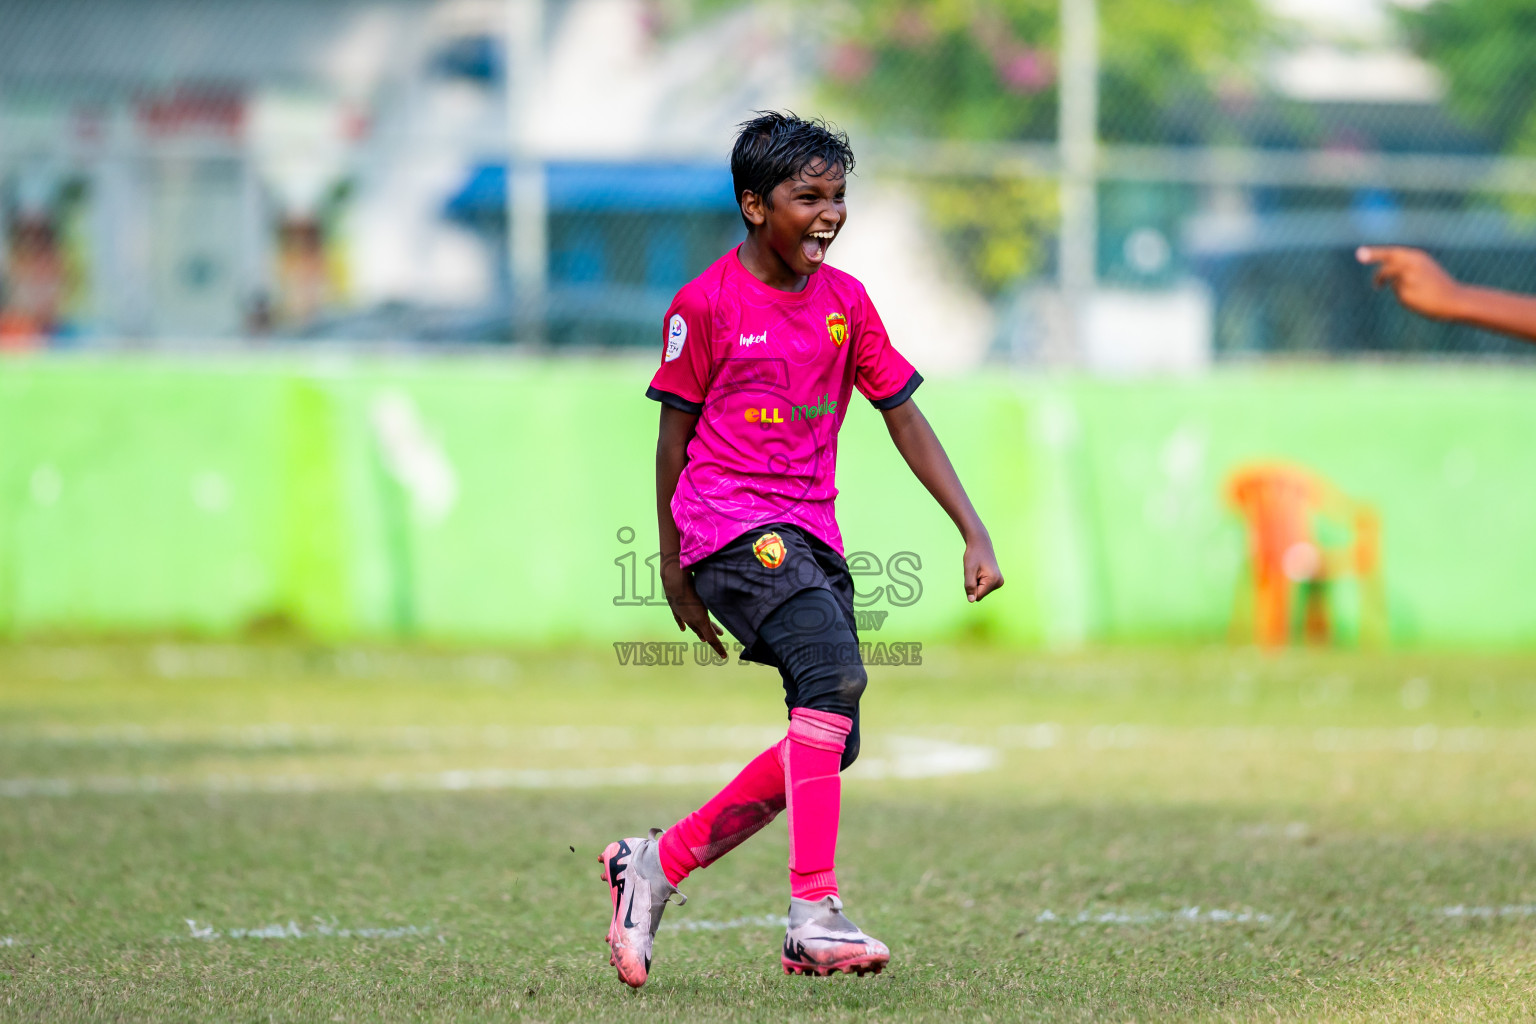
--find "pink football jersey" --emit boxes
[648,248,921,567]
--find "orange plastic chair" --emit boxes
[0,309,43,350]
[1224,462,1385,649]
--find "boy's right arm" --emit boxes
[657,405,727,658]
[1358,246,1536,344]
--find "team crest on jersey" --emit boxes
[825,312,848,347]
[752,531,787,569]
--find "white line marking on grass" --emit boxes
[996,723,1063,749]
[184,918,442,941]
[1440,904,1536,919]
[1311,725,1489,753]
[989,723,1525,754]
[11,721,1532,757]
[0,723,783,752]
[1,936,20,946]
[1237,822,1311,840]
[11,644,526,683]
[1034,906,1275,925]
[0,737,998,797]
[385,762,749,791]
[1086,725,1150,750]
[1,776,173,797]
[660,915,789,933]
[852,738,999,779]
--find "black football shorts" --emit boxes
[689,522,859,668]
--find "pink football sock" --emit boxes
[785,707,851,902]
[658,742,787,887]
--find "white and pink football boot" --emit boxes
[780,895,890,976]
[599,829,685,988]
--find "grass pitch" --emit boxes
[1,643,1534,1021]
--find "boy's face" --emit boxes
[742,160,846,277]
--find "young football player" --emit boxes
[1358,245,1536,344]
[600,112,1004,987]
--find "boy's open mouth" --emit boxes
[801,229,835,265]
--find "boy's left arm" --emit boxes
[880,398,1003,603]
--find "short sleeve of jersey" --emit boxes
[852,286,922,410]
[646,285,713,414]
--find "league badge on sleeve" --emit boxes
[752,531,787,569]
[665,314,687,362]
[825,312,848,347]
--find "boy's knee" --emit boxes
[836,664,867,710]
[804,663,865,720]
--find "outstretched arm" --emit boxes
[879,398,1003,603]
[656,405,727,657]
[1358,246,1536,344]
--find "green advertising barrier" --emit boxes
[0,362,292,635]
[2,357,1535,649]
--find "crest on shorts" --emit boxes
[752,531,787,569]
[825,312,848,347]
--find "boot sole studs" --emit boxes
[782,960,887,977]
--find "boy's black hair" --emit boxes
[730,112,854,228]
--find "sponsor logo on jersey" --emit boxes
[743,394,837,426]
[792,393,837,421]
[665,314,686,362]
[825,312,848,347]
[738,331,768,347]
[753,531,787,569]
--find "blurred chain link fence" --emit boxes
[0,0,1533,365]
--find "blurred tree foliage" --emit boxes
[925,176,1060,292]
[815,0,1266,145]
[1398,0,1536,219]
[817,1,1266,294]
[1397,0,1536,153]
[677,0,1268,295]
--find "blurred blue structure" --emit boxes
[439,161,741,346]
[446,162,736,217]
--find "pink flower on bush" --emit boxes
[996,47,1054,94]
[825,41,876,83]
[890,8,936,47]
